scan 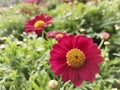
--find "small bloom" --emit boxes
[24,14,52,35]
[39,1,46,6]
[48,80,58,89]
[100,32,110,39]
[46,31,67,40]
[22,0,38,3]
[50,34,103,86]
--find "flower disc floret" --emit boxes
[34,20,45,28]
[66,48,85,68]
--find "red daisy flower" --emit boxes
[24,14,52,35]
[50,34,103,87]
[22,0,38,3]
[46,31,67,40]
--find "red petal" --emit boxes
[54,63,68,75]
[86,56,103,64]
[69,68,83,86]
[61,66,70,82]
[85,64,100,82]
[78,65,90,81]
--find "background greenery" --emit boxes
[0,0,120,90]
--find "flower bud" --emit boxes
[100,32,110,39]
[0,37,6,42]
[116,79,120,84]
[104,41,110,45]
[0,44,6,50]
[80,28,85,32]
[114,25,120,30]
[16,41,23,46]
[48,80,58,89]
[111,88,118,90]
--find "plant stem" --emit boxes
[98,39,104,49]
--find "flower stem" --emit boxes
[41,30,47,38]
[98,39,104,49]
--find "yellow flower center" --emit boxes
[34,20,45,28]
[66,48,85,68]
[55,34,63,38]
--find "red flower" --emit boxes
[24,14,52,35]
[50,34,103,86]
[46,31,67,40]
[22,0,38,3]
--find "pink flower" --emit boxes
[22,0,38,3]
[24,14,52,35]
[100,32,110,39]
[50,34,103,86]
[46,31,67,40]
[39,1,46,6]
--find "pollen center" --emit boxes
[66,48,85,68]
[55,34,63,38]
[34,20,45,28]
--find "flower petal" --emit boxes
[69,68,83,86]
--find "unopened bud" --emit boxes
[114,25,120,30]
[80,28,85,32]
[16,41,23,46]
[48,80,58,89]
[74,0,78,4]
[116,79,120,84]
[100,32,110,39]
[104,41,110,45]
[65,12,72,17]
[0,37,6,42]
[23,39,27,42]
[111,88,118,90]
[0,44,6,50]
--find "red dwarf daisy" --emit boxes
[49,34,103,86]
[24,14,52,35]
[46,31,67,40]
[22,0,38,3]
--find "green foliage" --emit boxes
[49,0,120,36]
[0,34,55,90]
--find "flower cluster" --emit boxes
[24,13,103,87]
